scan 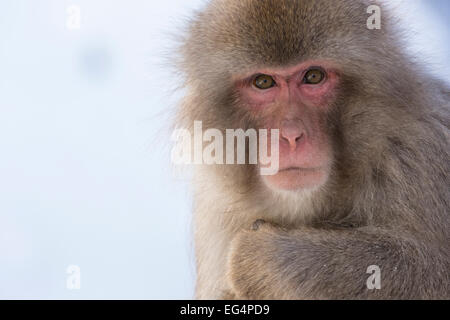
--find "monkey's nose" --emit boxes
[281,122,304,151]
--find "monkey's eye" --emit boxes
[304,68,325,85]
[253,74,276,90]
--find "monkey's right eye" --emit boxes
[253,74,276,90]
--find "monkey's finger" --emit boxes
[251,219,266,231]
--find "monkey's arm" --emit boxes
[227,222,448,300]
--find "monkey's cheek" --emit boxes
[262,167,329,191]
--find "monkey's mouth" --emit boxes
[263,166,329,191]
[279,167,323,173]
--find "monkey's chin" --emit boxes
[262,167,329,192]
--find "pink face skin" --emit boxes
[235,60,339,191]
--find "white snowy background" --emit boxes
[0,0,448,299]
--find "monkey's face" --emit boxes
[181,0,381,194]
[235,60,338,192]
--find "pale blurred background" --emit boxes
[0,0,448,299]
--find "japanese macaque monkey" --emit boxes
[175,0,450,299]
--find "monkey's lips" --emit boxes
[262,166,329,191]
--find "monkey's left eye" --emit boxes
[304,68,325,85]
[253,74,276,90]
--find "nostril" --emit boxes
[281,131,304,151]
[280,120,305,150]
[281,130,303,142]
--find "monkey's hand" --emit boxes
[226,222,444,299]
[226,219,293,300]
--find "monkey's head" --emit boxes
[179,0,413,197]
